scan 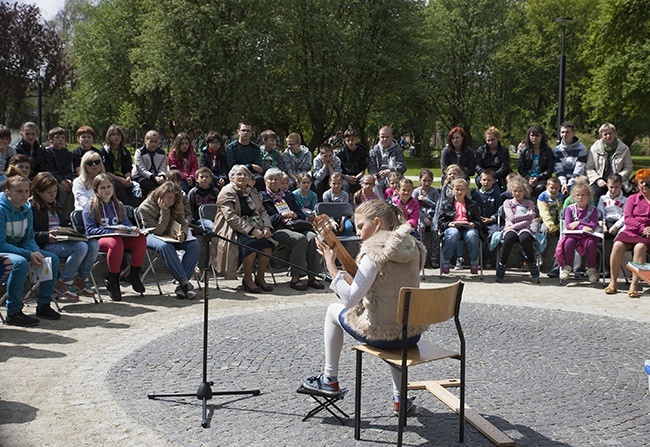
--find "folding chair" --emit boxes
[352,282,467,446]
[133,208,201,294]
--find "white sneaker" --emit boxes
[560,265,572,281]
[587,267,598,284]
[455,257,464,270]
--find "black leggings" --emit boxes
[499,231,535,265]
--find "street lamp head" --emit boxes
[555,17,574,24]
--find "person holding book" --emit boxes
[82,174,146,301]
[553,183,600,284]
[0,174,60,326]
[138,181,200,299]
[31,172,99,298]
[606,168,650,298]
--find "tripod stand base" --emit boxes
[147,382,261,428]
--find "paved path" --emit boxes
[1,270,649,447]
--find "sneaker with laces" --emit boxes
[587,267,598,284]
[301,374,341,395]
[74,277,96,297]
[54,279,79,300]
[6,309,40,327]
[36,304,61,320]
[393,396,416,416]
[454,257,464,270]
[560,265,572,281]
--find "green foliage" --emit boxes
[581,0,650,145]
[49,0,650,148]
[0,2,70,126]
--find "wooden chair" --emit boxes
[352,281,466,446]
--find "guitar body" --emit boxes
[312,214,358,276]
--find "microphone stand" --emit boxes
[147,225,326,428]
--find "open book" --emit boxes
[52,227,87,242]
[88,226,155,239]
[154,221,197,243]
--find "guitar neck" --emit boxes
[324,232,358,276]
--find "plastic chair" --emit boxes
[351,281,466,446]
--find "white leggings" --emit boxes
[323,303,402,398]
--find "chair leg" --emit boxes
[143,251,163,295]
[89,272,102,303]
[398,365,407,447]
[354,350,363,440]
[0,292,7,324]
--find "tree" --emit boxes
[493,0,598,142]
[0,2,70,126]
[61,0,162,133]
[420,0,511,146]
[582,0,650,145]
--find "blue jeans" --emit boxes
[443,227,479,264]
[3,250,59,315]
[146,235,200,283]
[45,239,100,281]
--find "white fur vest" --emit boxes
[344,224,428,340]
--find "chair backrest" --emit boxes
[397,281,463,326]
[199,204,218,222]
[70,210,85,234]
[314,202,354,219]
[133,207,145,229]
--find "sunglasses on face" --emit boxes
[85,159,102,166]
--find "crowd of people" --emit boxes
[0,118,645,330]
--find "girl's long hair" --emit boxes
[150,181,184,219]
[104,124,128,150]
[355,199,405,231]
[30,172,58,213]
[88,173,123,224]
[170,132,192,160]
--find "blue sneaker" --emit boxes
[301,374,341,395]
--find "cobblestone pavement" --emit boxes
[1,270,650,447]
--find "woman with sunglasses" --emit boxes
[517,124,554,199]
[73,151,106,210]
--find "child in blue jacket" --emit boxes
[0,174,60,326]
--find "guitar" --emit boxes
[312,214,358,276]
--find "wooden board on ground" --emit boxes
[409,380,515,447]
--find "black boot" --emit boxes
[529,264,540,284]
[128,266,145,294]
[496,262,506,282]
[104,272,122,301]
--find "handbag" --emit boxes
[488,230,502,251]
[285,219,313,232]
[242,212,266,231]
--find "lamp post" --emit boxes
[555,17,574,143]
[37,65,46,143]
